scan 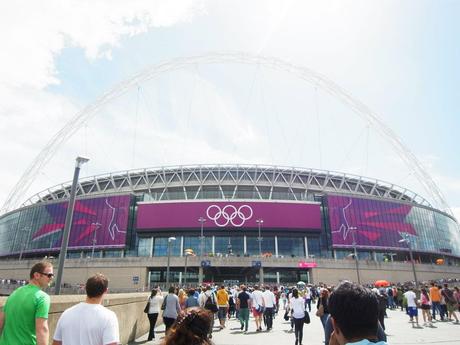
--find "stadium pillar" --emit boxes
[55,156,89,295]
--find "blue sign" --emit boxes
[201,260,211,267]
[252,261,261,268]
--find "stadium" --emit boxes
[0,164,459,290]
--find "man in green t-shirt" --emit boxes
[0,261,54,345]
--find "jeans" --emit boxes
[320,313,329,329]
[305,299,311,312]
[238,308,250,331]
[264,307,274,329]
[431,301,442,319]
[163,317,176,332]
[147,313,159,340]
[293,317,304,344]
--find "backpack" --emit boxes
[204,293,218,313]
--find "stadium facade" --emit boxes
[1,165,459,287]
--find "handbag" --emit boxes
[283,310,290,321]
[161,295,167,311]
[143,301,150,314]
[303,310,310,324]
[316,303,324,317]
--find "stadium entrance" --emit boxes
[148,266,312,287]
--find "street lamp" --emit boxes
[165,237,176,287]
[399,235,418,288]
[183,248,194,286]
[55,156,89,295]
[198,217,206,257]
[256,219,264,257]
[349,226,361,284]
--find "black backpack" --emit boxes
[204,293,218,313]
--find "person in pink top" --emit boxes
[419,288,433,327]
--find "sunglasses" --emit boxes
[39,272,55,278]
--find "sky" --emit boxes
[0,0,459,220]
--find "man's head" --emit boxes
[85,273,109,298]
[329,281,379,343]
[30,261,54,289]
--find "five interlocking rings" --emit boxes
[206,204,253,227]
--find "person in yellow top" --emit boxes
[429,282,442,321]
[216,285,229,329]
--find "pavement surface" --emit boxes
[129,305,460,345]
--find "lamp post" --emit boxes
[399,235,418,288]
[256,219,264,257]
[55,156,89,295]
[165,236,176,287]
[183,248,194,286]
[198,217,206,257]
[349,226,361,284]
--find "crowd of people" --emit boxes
[0,260,459,345]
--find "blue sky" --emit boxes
[0,0,459,219]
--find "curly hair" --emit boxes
[161,307,214,345]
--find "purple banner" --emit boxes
[328,195,417,249]
[31,195,131,249]
[136,201,321,230]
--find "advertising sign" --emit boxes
[328,195,416,249]
[136,201,321,230]
[31,194,131,249]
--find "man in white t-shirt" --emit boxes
[403,287,420,327]
[263,286,276,330]
[52,273,119,345]
[251,285,265,332]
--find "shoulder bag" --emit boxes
[316,302,324,317]
[161,295,168,311]
[143,300,150,314]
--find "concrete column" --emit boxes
[304,237,309,258]
[198,267,203,285]
[373,251,377,262]
[149,237,154,257]
[274,236,279,257]
[180,236,184,257]
[333,250,337,260]
[212,236,215,255]
[243,235,247,255]
[179,272,182,285]
[259,267,264,285]
[276,271,280,284]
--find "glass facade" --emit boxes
[0,194,132,257]
[328,194,460,257]
[0,191,458,263]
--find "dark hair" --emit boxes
[151,289,158,297]
[162,307,214,345]
[292,288,299,298]
[30,261,53,279]
[188,289,195,297]
[328,281,378,340]
[86,273,109,298]
[421,288,429,299]
[169,286,176,294]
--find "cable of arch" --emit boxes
[1,52,453,217]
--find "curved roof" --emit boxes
[22,164,432,208]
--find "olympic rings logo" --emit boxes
[206,204,253,227]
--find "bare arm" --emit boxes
[0,311,5,335]
[35,318,49,345]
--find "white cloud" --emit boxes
[0,1,205,209]
[0,1,205,88]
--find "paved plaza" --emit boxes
[130,305,460,345]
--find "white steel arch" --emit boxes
[1,52,453,216]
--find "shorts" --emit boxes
[421,304,431,310]
[252,307,263,317]
[447,303,457,313]
[408,306,418,317]
[218,307,228,320]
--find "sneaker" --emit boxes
[240,324,244,330]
